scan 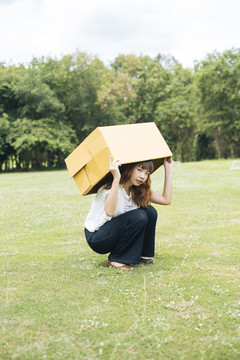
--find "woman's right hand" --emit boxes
[105,156,121,216]
[109,156,121,181]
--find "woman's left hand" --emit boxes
[164,156,173,171]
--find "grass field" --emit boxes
[0,160,239,360]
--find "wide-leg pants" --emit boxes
[84,206,158,264]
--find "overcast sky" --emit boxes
[1,0,240,68]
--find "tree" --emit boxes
[194,49,240,158]
[8,118,77,169]
[36,53,107,142]
[96,66,137,125]
[155,63,195,161]
[12,66,65,120]
[1,49,239,169]
[0,65,22,120]
[111,55,170,124]
[0,114,13,170]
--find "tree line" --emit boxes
[0,48,239,171]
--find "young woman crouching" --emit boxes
[84,156,173,270]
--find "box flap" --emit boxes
[65,127,102,177]
[65,145,91,177]
[73,168,91,194]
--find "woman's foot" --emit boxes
[140,257,154,264]
[106,261,134,270]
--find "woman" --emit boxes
[84,156,173,270]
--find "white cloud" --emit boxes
[0,0,239,67]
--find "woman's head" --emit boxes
[120,160,154,208]
[120,160,154,185]
[104,160,154,207]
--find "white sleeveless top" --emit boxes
[84,185,138,232]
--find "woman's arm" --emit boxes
[150,157,173,205]
[104,157,121,217]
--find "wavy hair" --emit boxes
[104,160,154,208]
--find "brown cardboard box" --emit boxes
[65,122,172,195]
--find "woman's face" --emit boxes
[129,165,150,186]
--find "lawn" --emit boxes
[0,160,239,360]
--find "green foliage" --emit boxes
[0,49,240,170]
[0,114,10,155]
[155,63,195,161]
[194,49,240,158]
[0,114,13,169]
[111,55,170,124]
[97,63,137,124]
[13,69,65,120]
[7,118,77,169]
[0,65,22,119]
[45,53,108,141]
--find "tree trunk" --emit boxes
[230,142,235,158]
[214,132,222,159]
[15,155,22,169]
[35,145,42,168]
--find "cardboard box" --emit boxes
[65,122,172,195]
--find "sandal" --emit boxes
[106,261,134,270]
[140,257,154,264]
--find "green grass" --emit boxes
[0,160,239,360]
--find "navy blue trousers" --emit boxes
[84,206,157,264]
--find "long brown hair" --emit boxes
[104,160,154,208]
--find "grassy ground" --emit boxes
[0,160,239,360]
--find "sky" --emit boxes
[0,0,240,68]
